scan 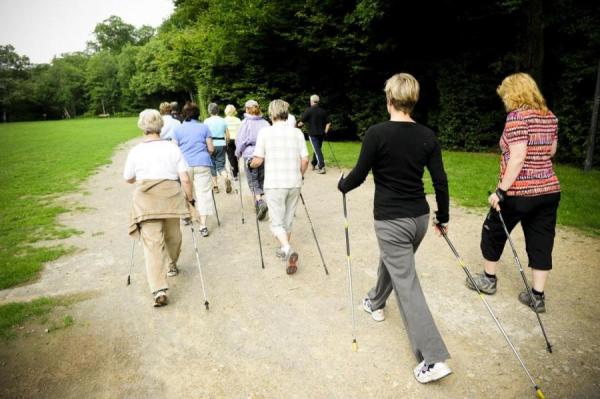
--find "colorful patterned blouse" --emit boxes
[500,108,560,197]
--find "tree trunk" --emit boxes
[584,60,600,171]
[526,0,544,84]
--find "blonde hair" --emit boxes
[159,102,172,115]
[268,99,289,121]
[497,73,548,114]
[137,109,164,134]
[310,94,320,105]
[224,104,236,116]
[384,73,419,113]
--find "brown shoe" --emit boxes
[225,178,232,193]
[213,186,220,194]
[286,251,298,275]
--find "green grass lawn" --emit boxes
[0,118,138,290]
[317,141,600,235]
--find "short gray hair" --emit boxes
[310,94,319,104]
[208,103,219,115]
[137,109,164,134]
[268,99,289,121]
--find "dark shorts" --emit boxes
[480,192,560,270]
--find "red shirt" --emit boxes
[500,108,560,197]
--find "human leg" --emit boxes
[140,220,170,302]
[375,215,450,365]
[164,218,182,275]
[226,140,239,178]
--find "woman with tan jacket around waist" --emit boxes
[124,109,194,307]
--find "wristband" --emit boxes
[495,188,507,203]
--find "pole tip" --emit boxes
[547,345,553,353]
[352,339,358,352]
[127,276,130,286]
[536,388,545,399]
[205,301,209,311]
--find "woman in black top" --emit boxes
[338,73,451,384]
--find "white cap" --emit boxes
[245,99,258,108]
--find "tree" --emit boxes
[0,45,31,122]
[87,16,137,53]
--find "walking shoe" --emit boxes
[311,165,317,171]
[200,226,209,237]
[153,290,168,307]
[167,265,179,277]
[518,290,546,313]
[414,361,452,383]
[182,218,191,226]
[362,297,385,322]
[257,200,268,221]
[465,272,497,295]
[317,167,326,174]
[276,248,286,258]
[225,178,232,194]
[213,186,220,194]
[286,251,299,275]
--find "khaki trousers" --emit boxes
[140,218,182,293]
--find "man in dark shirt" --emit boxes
[299,94,331,174]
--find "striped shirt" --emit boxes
[500,108,560,196]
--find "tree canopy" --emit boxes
[0,0,598,165]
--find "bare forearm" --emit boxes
[300,158,309,175]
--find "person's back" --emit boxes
[256,122,306,189]
[363,121,444,220]
[174,120,212,167]
[204,115,227,146]
[125,140,185,181]
[301,105,329,136]
[224,115,241,140]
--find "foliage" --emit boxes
[1,2,599,164]
[0,118,138,288]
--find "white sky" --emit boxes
[0,0,175,64]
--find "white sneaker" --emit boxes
[362,297,385,322]
[413,361,452,383]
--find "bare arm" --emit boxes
[249,156,264,168]
[300,156,309,176]
[225,128,230,146]
[206,137,215,154]
[550,140,558,157]
[325,122,331,134]
[489,142,527,210]
[178,171,193,201]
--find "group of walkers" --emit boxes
[123,71,560,387]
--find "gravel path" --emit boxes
[1,139,599,398]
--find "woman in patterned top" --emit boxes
[466,72,560,313]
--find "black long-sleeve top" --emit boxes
[338,121,449,223]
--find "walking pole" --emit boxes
[437,226,545,399]
[211,189,221,227]
[326,138,341,171]
[237,159,245,224]
[342,191,358,352]
[250,185,265,269]
[299,193,329,275]
[190,224,210,310]
[126,239,137,286]
[497,210,553,353]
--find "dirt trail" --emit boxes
[1,139,599,398]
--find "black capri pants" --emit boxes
[481,192,560,270]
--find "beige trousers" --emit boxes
[188,166,215,216]
[140,218,182,293]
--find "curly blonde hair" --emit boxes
[497,73,549,114]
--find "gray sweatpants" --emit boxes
[368,214,450,365]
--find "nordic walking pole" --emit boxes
[299,192,329,275]
[326,138,341,171]
[250,185,265,269]
[237,159,245,224]
[497,210,553,353]
[126,239,137,286]
[342,190,358,352]
[437,226,545,399]
[211,189,221,227]
[190,224,210,310]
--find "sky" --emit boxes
[0,0,175,64]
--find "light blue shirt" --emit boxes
[204,115,227,147]
[174,120,212,167]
